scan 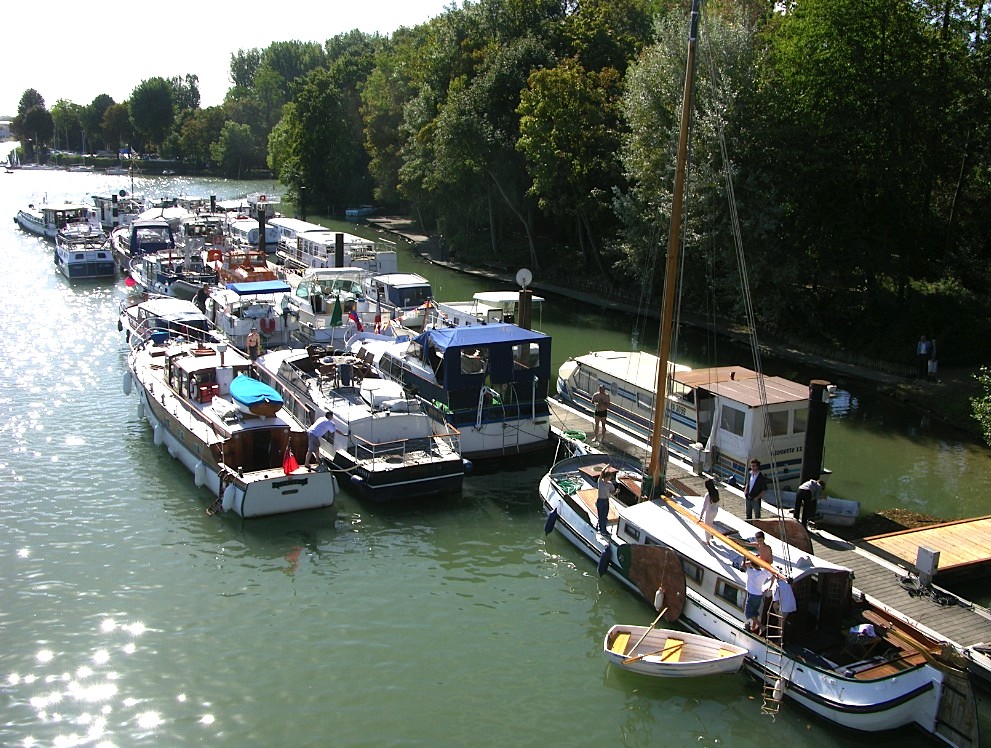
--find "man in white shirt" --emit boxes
[305,411,336,469]
[793,478,824,527]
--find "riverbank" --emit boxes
[368,215,984,443]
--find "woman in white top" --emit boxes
[699,478,720,543]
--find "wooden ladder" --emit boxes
[760,608,785,718]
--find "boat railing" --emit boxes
[349,428,461,466]
[128,316,223,354]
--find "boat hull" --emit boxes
[333,451,464,502]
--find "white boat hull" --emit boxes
[604,625,747,677]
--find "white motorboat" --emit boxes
[54,221,114,280]
[123,330,337,517]
[365,273,433,329]
[205,280,295,353]
[15,201,94,239]
[119,294,225,347]
[255,348,467,501]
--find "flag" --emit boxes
[283,444,299,475]
[348,309,363,331]
[330,296,343,326]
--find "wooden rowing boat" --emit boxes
[603,625,747,678]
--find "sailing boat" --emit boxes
[539,1,975,742]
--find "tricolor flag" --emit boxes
[348,309,363,331]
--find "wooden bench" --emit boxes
[576,488,619,522]
[610,632,631,655]
[660,638,684,662]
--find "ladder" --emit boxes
[760,608,785,717]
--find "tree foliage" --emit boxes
[129,77,175,149]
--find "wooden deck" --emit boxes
[547,399,991,652]
[862,516,991,577]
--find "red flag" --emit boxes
[283,444,299,475]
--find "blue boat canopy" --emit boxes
[411,323,548,352]
[226,280,292,295]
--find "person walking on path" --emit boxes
[793,478,824,527]
[916,335,933,379]
[591,384,611,442]
[700,478,720,544]
[744,459,767,520]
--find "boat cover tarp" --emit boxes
[411,323,547,351]
[226,280,292,295]
[229,375,284,408]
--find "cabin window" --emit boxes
[512,343,539,370]
[682,559,703,584]
[624,524,641,542]
[720,405,746,437]
[715,580,744,609]
[637,391,653,411]
[460,348,488,375]
[766,410,789,437]
[793,407,808,434]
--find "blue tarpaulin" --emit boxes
[226,280,292,295]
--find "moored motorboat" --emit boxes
[255,347,467,501]
[15,201,94,239]
[205,280,295,352]
[54,221,114,280]
[119,294,225,346]
[604,625,747,678]
[350,322,553,460]
[124,330,336,517]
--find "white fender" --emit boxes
[153,423,164,446]
[122,371,132,396]
[221,483,236,512]
[136,400,144,418]
[194,461,206,487]
[772,677,786,702]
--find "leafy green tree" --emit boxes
[11,88,48,144]
[971,367,991,446]
[129,77,175,150]
[102,103,132,151]
[170,74,201,111]
[178,106,226,168]
[517,58,625,275]
[51,100,84,152]
[211,121,259,178]
[81,94,115,151]
[230,49,262,89]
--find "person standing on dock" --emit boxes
[744,459,767,520]
[591,384,611,442]
[916,335,933,379]
[793,478,824,527]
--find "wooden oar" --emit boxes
[624,606,668,659]
[623,640,685,665]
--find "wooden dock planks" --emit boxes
[863,516,991,573]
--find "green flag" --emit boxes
[330,296,343,326]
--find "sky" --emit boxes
[0,0,454,117]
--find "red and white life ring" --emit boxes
[260,317,276,335]
[258,194,267,202]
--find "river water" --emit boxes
[1,170,987,747]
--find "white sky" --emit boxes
[1,1,454,116]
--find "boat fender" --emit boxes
[462,459,473,475]
[122,371,132,396]
[543,508,559,535]
[167,446,177,459]
[221,482,235,513]
[136,400,144,418]
[654,588,665,612]
[117,319,123,332]
[350,475,365,488]
[772,677,786,702]
[153,423,164,446]
[125,329,130,343]
[194,461,206,488]
[597,545,611,576]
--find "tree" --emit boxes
[170,74,201,111]
[971,367,991,446]
[211,121,258,178]
[11,88,48,144]
[81,94,115,151]
[230,49,262,89]
[102,103,132,150]
[129,77,176,150]
[51,99,84,152]
[178,106,226,168]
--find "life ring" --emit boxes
[206,248,223,263]
[260,317,276,335]
[188,378,198,399]
[258,194,267,202]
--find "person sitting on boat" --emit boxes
[591,384,611,442]
[596,467,617,535]
[793,478,825,528]
[744,459,767,520]
[246,327,261,361]
[194,284,209,313]
[305,411,336,470]
[699,478,720,544]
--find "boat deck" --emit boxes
[861,517,991,578]
[548,399,991,651]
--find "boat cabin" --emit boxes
[431,291,544,328]
[366,273,432,313]
[227,218,281,252]
[268,216,326,253]
[123,219,175,256]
